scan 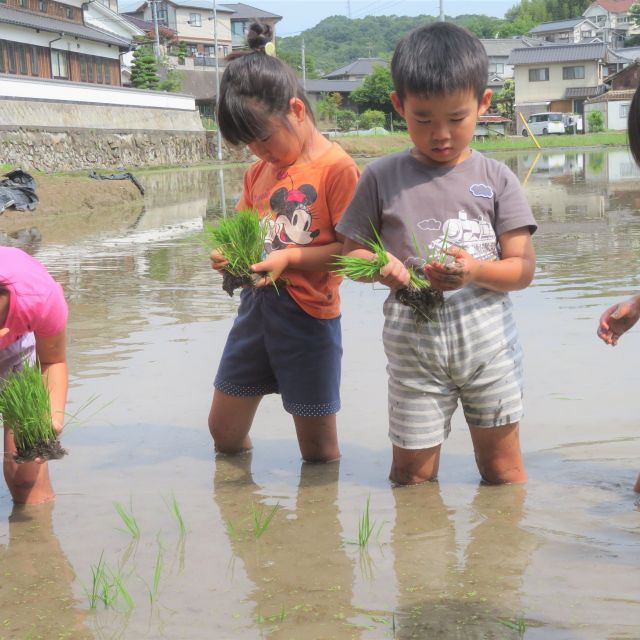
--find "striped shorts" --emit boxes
[382,286,524,450]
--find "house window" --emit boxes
[31,46,38,75]
[488,62,504,74]
[563,65,585,80]
[189,13,201,26]
[157,8,167,23]
[104,61,110,84]
[17,45,28,74]
[96,59,103,83]
[7,43,16,73]
[188,44,198,55]
[38,0,47,12]
[19,0,28,7]
[529,67,549,81]
[620,103,630,118]
[51,50,68,78]
[231,20,246,36]
[80,57,87,81]
[66,6,73,18]
[204,45,215,56]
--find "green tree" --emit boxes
[158,69,183,92]
[176,41,188,65]
[359,109,386,129]
[316,92,342,122]
[130,46,159,89]
[587,109,605,133]
[350,64,393,114]
[630,2,640,28]
[492,79,515,121]
[336,109,356,131]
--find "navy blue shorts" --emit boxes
[214,287,342,417]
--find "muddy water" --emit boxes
[0,150,638,639]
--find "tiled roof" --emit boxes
[220,3,282,20]
[508,42,612,64]
[588,0,635,12]
[323,58,387,79]
[0,5,131,47]
[481,38,529,57]
[529,18,589,34]
[304,79,362,93]
[585,88,636,102]
[564,85,607,98]
[166,0,233,13]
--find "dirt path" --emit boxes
[0,174,144,245]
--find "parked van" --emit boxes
[522,112,565,136]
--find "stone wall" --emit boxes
[0,98,213,172]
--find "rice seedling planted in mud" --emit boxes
[164,492,187,537]
[251,501,279,539]
[203,209,272,297]
[0,359,67,463]
[357,496,376,548]
[114,501,141,539]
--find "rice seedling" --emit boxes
[148,543,163,604]
[333,226,443,322]
[114,501,140,540]
[85,551,109,609]
[0,359,67,463]
[84,552,134,610]
[497,615,527,637]
[203,209,274,297]
[164,492,187,537]
[357,496,375,548]
[250,501,279,539]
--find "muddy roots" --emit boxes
[395,287,444,322]
[14,439,68,464]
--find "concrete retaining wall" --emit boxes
[0,77,213,171]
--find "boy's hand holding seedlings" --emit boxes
[597,294,640,346]
[209,249,228,272]
[425,230,535,293]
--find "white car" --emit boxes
[522,112,565,136]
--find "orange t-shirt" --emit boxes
[237,142,360,319]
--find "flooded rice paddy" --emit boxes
[0,149,639,639]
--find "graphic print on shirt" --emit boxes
[265,184,320,254]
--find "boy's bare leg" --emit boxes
[469,422,527,484]
[293,414,340,463]
[634,473,640,493]
[3,429,55,504]
[390,444,441,485]
[208,389,262,454]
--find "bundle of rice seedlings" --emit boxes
[0,360,67,463]
[203,209,272,297]
[333,227,445,322]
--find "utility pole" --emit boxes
[439,0,444,22]
[212,0,222,160]
[347,0,351,18]
[151,0,161,56]
[301,38,306,90]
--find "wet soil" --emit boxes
[14,438,67,464]
[0,174,143,244]
[396,286,444,322]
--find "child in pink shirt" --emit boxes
[0,247,68,504]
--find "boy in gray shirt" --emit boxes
[337,22,537,486]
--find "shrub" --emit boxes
[587,109,605,133]
[359,109,386,130]
[336,109,356,132]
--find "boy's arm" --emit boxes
[341,237,411,290]
[425,227,535,293]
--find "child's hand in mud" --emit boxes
[597,295,640,346]
[378,253,411,290]
[425,245,478,291]
[210,249,228,273]
[251,250,290,287]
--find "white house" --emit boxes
[583,0,640,46]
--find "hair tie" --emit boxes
[265,42,276,56]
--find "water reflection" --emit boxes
[0,502,91,639]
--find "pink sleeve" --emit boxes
[31,280,68,337]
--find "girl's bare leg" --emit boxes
[469,422,527,484]
[208,389,262,454]
[3,429,54,504]
[633,473,640,493]
[293,414,340,463]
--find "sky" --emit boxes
[257,0,518,37]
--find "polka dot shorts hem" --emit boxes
[215,379,278,397]
[283,400,340,418]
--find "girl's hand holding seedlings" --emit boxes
[378,253,411,290]
[251,249,290,287]
[597,294,640,346]
[425,245,477,291]
[210,249,229,273]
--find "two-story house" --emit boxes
[528,17,600,44]
[508,42,627,120]
[120,0,280,63]
[583,0,640,46]
[481,37,547,92]
[0,0,136,85]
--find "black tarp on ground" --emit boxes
[0,170,38,214]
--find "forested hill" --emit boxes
[276,0,593,77]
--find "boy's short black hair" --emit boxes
[628,85,640,166]
[391,22,488,103]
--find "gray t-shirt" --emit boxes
[337,149,536,268]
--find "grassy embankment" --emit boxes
[335,130,628,156]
